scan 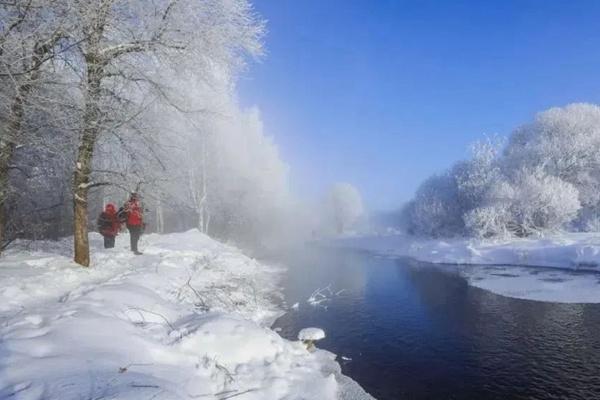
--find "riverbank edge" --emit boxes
[330,232,600,272]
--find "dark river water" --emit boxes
[271,245,600,400]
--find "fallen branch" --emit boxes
[185,276,209,311]
[130,384,160,389]
[126,306,175,331]
[220,389,259,399]
[214,360,235,384]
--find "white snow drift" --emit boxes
[0,230,374,400]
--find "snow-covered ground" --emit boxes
[333,233,600,303]
[0,230,374,400]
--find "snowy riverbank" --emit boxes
[334,232,600,270]
[332,233,600,303]
[0,230,374,400]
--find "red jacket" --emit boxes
[124,199,143,226]
[97,204,121,236]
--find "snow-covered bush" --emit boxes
[454,137,504,210]
[463,204,512,239]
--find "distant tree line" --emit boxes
[403,103,600,238]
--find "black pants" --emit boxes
[103,235,115,249]
[128,225,142,252]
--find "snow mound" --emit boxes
[299,327,326,341]
[0,231,374,400]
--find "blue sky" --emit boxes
[238,0,600,211]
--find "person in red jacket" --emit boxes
[123,192,144,255]
[97,203,121,249]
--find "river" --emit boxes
[272,245,600,400]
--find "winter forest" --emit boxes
[0,0,369,267]
[0,0,264,263]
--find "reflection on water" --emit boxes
[272,246,600,400]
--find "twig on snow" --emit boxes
[219,388,259,399]
[125,306,175,331]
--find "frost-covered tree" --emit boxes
[403,137,503,237]
[454,136,503,211]
[207,106,291,245]
[327,183,364,234]
[405,104,597,239]
[504,103,600,229]
[403,172,463,237]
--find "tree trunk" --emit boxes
[205,211,211,235]
[0,206,5,253]
[0,139,12,253]
[199,134,208,234]
[198,209,204,233]
[73,132,95,267]
[73,67,102,267]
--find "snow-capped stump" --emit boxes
[298,327,325,351]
